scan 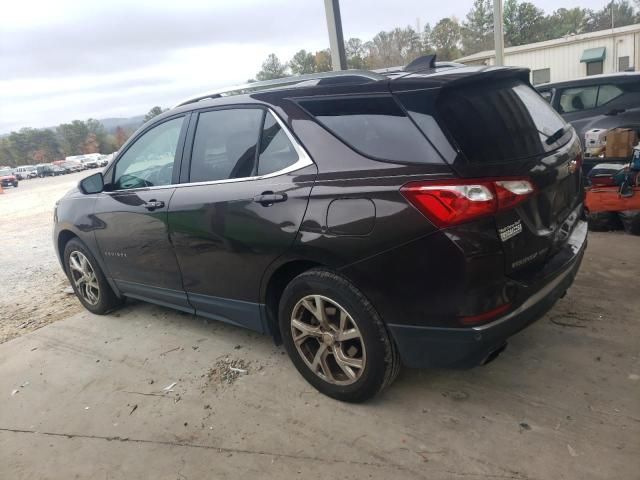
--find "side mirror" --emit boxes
[79,172,104,194]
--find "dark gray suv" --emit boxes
[54,59,587,402]
[537,72,640,172]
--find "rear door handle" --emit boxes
[253,191,288,206]
[143,200,165,211]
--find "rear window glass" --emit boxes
[437,80,568,164]
[597,84,623,106]
[297,95,442,164]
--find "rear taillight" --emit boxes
[400,178,535,228]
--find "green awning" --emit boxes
[580,47,606,63]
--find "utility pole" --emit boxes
[493,0,505,66]
[324,0,348,71]
[611,0,615,29]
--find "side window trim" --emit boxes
[254,109,268,177]
[106,113,189,192]
[178,106,313,188]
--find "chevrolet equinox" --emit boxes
[54,57,587,402]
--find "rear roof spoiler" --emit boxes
[390,66,532,91]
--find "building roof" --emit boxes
[457,24,640,63]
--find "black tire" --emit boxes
[63,238,122,314]
[587,211,623,231]
[619,210,640,235]
[13,181,18,187]
[279,268,400,402]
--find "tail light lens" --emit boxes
[401,178,535,228]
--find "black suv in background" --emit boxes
[54,58,587,401]
[537,72,640,171]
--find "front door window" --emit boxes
[113,117,184,190]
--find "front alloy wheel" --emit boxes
[68,251,100,305]
[291,295,366,385]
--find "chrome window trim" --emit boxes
[108,107,314,193]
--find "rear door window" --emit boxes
[297,95,442,164]
[559,86,598,113]
[189,109,263,182]
[436,79,568,164]
[189,109,301,182]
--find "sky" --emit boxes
[0,0,613,133]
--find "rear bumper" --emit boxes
[387,221,587,369]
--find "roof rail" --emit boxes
[174,70,386,108]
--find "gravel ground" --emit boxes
[0,171,94,343]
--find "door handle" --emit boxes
[605,108,626,116]
[143,199,165,211]
[253,191,288,206]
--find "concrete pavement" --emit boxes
[1,233,639,479]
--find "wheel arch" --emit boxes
[57,229,79,265]
[262,259,323,343]
[55,227,122,298]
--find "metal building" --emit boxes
[457,23,640,85]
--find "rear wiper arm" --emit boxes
[545,127,566,145]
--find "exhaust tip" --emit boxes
[482,343,508,366]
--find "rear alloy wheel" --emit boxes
[280,268,400,402]
[64,238,121,314]
[291,295,366,385]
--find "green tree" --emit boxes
[0,138,15,166]
[256,53,288,81]
[461,0,494,55]
[86,118,110,153]
[144,106,164,123]
[314,49,333,72]
[431,18,462,60]
[346,38,368,69]
[363,27,424,68]
[57,120,90,156]
[543,8,591,39]
[585,1,637,32]
[504,0,546,46]
[289,50,317,74]
[422,23,435,54]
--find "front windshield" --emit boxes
[0,168,13,176]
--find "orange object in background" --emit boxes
[585,186,640,212]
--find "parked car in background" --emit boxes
[54,162,73,174]
[37,163,65,177]
[82,158,99,168]
[14,165,38,180]
[62,161,84,173]
[536,72,640,173]
[54,62,587,402]
[0,167,19,187]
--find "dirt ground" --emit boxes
[0,172,91,343]
[0,175,639,479]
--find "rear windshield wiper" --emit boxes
[545,127,567,145]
